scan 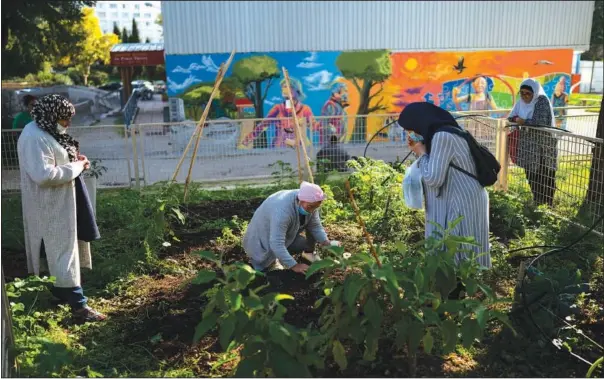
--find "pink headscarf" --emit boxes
[298,181,326,202]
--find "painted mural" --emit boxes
[165,49,573,148]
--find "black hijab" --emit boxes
[397,102,461,153]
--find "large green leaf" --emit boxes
[332,340,348,370]
[192,270,217,285]
[236,268,255,288]
[460,317,481,348]
[270,347,312,377]
[269,322,297,355]
[193,313,219,344]
[475,305,487,329]
[305,259,337,278]
[423,331,434,354]
[465,278,478,296]
[344,275,367,306]
[219,313,237,350]
[441,320,458,354]
[435,266,457,298]
[227,291,242,311]
[414,267,425,293]
[363,297,383,328]
[234,353,265,378]
[407,322,424,353]
[244,292,264,311]
[192,250,219,263]
[477,283,495,301]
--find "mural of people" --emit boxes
[241,77,317,149]
[320,82,350,144]
[551,76,569,129]
[452,76,498,112]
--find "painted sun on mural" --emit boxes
[165,49,573,148]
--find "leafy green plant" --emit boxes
[191,251,325,377]
[309,218,515,376]
[268,160,296,188]
[216,216,248,248]
[83,159,108,179]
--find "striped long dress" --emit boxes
[417,132,491,268]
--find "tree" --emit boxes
[1,1,95,78]
[582,99,604,218]
[121,27,129,44]
[113,23,121,39]
[129,18,141,43]
[60,7,119,86]
[581,0,603,61]
[156,14,162,26]
[336,50,392,141]
[145,37,151,43]
[231,55,280,119]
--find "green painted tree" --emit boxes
[336,50,392,141]
[231,55,280,119]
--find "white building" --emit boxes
[94,1,163,43]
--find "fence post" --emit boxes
[123,125,133,189]
[495,118,510,191]
[130,125,140,190]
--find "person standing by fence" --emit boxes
[17,94,106,322]
[12,95,37,130]
[508,78,558,206]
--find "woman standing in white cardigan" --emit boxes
[17,94,106,322]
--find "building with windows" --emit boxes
[94,1,163,43]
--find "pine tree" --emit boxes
[112,22,120,38]
[145,37,151,43]
[121,27,129,43]
[129,18,141,43]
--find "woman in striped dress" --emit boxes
[397,102,491,270]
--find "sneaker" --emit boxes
[301,251,322,263]
[265,259,284,272]
[73,306,107,323]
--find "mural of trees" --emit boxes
[336,50,392,141]
[231,55,280,119]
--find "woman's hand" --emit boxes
[78,155,90,170]
[515,117,525,125]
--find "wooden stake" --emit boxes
[175,50,235,201]
[345,180,382,268]
[172,50,235,184]
[282,67,314,184]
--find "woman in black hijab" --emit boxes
[397,102,491,273]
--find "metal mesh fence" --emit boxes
[2,106,601,234]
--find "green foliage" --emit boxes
[2,1,95,78]
[231,55,280,118]
[335,50,392,84]
[347,157,423,244]
[192,252,324,377]
[309,218,514,376]
[129,18,141,43]
[268,160,297,188]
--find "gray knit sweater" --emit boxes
[243,189,328,270]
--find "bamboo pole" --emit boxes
[281,67,314,184]
[180,50,236,201]
[345,180,382,268]
[171,50,236,185]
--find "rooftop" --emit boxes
[110,43,164,53]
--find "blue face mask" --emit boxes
[298,206,310,216]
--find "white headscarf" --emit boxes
[509,78,555,127]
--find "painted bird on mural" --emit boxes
[534,60,554,65]
[453,56,467,74]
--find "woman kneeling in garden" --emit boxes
[397,102,491,271]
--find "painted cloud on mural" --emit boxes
[297,52,323,69]
[303,70,341,91]
[172,55,221,74]
[167,75,202,92]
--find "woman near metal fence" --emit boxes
[508,78,558,206]
[16,94,106,322]
[397,102,491,273]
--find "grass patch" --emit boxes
[568,93,602,113]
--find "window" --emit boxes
[97,11,106,18]
[133,13,140,18]
[144,13,151,18]
[122,12,130,18]
[111,12,118,18]
[145,22,150,26]
[109,3,117,8]
[122,3,126,8]
[98,3,104,8]
[135,4,140,9]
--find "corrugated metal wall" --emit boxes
[162,1,594,55]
